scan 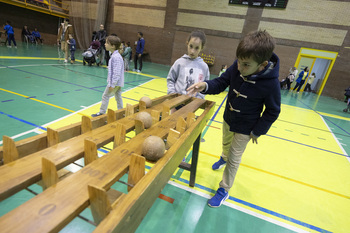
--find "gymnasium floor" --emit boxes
[0,43,349,233]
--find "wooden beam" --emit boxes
[186,112,196,128]
[151,110,161,125]
[134,120,144,135]
[176,117,187,135]
[125,104,134,117]
[139,101,146,111]
[113,123,126,149]
[107,109,116,124]
[166,129,180,149]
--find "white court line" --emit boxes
[320,115,350,163]
[6,64,59,68]
[168,181,309,233]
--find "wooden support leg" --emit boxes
[151,110,161,125]
[84,139,98,165]
[113,123,126,149]
[127,153,145,192]
[47,127,60,147]
[41,157,58,189]
[107,109,116,124]
[3,136,19,164]
[134,119,144,135]
[125,103,134,117]
[139,101,146,111]
[81,115,92,134]
[178,133,201,187]
[88,185,111,224]
[176,117,187,135]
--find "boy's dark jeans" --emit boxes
[70,50,75,61]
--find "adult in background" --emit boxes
[57,18,73,63]
[94,24,108,65]
[4,21,17,48]
[133,32,145,73]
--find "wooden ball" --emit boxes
[135,112,152,129]
[140,96,152,108]
[142,136,165,161]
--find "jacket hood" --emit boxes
[181,54,204,62]
[245,53,279,81]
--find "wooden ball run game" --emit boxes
[0,94,215,233]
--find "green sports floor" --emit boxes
[0,43,350,233]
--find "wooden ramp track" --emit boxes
[0,93,183,200]
[0,95,215,233]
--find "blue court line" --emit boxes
[296,98,350,136]
[0,111,47,131]
[176,177,331,233]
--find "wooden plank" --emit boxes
[125,103,134,117]
[176,117,187,135]
[151,110,160,125]
[47,127,60,147]
[134,120,144,135]
[127,153,145,192]
[162,105,170,119]
[0,98,211,233]
[3,136,19,164]
[84,139,98,166]
[186,112,196,128]
[0,95,192,201]
[139,101,146,111]
[113,123,126,149]
[81,116,92,134]
[41,157,58,190]
[107,109,116,124]
[93,100,215,233]
[88,185,111,224]
[166,129,180,148]
[0,94,179,163]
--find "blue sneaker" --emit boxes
[212,156,226,170]
[208,187,229,208]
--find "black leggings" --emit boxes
[134,53,143,71]
[293,80,305,92]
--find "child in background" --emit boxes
[32,28,43,44]
[4,21,17,48]
[91,35,124,117]
[122,42,132,71]
[304,72,315,92]
[187,30,281,208]
[292,67,309,93]
[167,30,210,104]
[219,64,227,76]
[68,34,76,64]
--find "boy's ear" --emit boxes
[261,60,269,67]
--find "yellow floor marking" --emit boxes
[0,88,88,117]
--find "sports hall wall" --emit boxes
[1,0,349,100]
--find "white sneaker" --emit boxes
[7,45,11,48]
[137,69,141,73]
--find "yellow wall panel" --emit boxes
[179,0,247,15]
[114,6,165,28]
[262,0,350,26]
[176,12,244,33]
[70,2,97,19]
[259,21,347,46]
[115,0,167,7]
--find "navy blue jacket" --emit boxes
[204,53,281,137]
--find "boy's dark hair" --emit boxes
[187,30,206,48]
[6,20,11,24]
[127,42,130,46]
[64,18,69,22]
[138,32,143,37]
[236,30,275,64]
[106,35,121,50]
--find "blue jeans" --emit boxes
[70,50,75,61]
[7,34,16,46]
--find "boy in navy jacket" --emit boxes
[187,30,281,207]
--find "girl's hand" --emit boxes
[186,82,206,97]
[109,87,114,91]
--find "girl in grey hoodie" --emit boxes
[167,31,210,100]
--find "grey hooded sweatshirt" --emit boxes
[167,54,210,99]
